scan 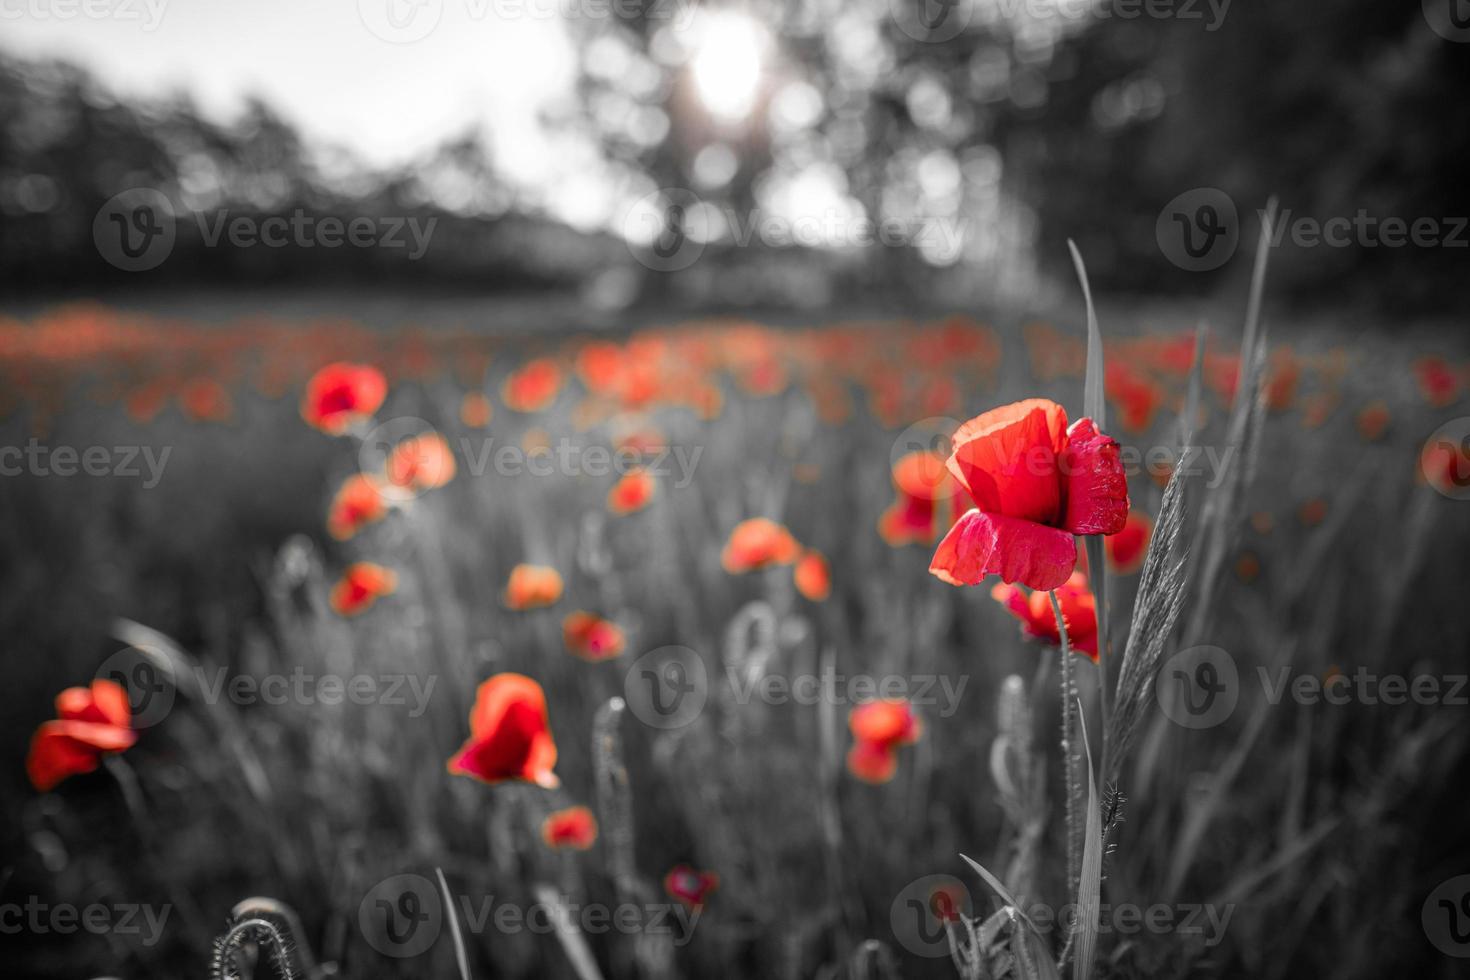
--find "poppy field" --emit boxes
[3,275,1470,978]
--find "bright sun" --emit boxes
[690,11,767,123]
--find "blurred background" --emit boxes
[3,0,1466,317]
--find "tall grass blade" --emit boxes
[435,868,473,980]
[1071,703,1102,980]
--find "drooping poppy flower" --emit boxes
[1355,401,1390,442]
[447,673,559,788]
[930,399,1129,592]
[879,451,961,546]
[504,564,564,610]
[541,805,598,850]
[794,551,831,601]
[385,431,457,493]
[460,391,493,428]
[1105,510,1153,575]
[664,865,719,909]
[1415,356,1460,408]
[27,679,138,792]
[721,518,801,573]
[562,612,625,661]
[329,562,397,616]
[502,359,563,413]
[301,362,387,434]
[327,473,388,540]
[607,468,655,515]
[989,570,1099,661]
[847,699,923,784]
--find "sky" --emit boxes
[0,0,579,187]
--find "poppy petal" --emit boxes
[1061,418,1129,536]
[930,509,1076,592]
[947,401,1067,523]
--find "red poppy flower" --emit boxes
[989,570,1099,661]
[179,377,232,422]
[929,399,1128,592]
[27,680,137,792]
[329,562,397,616]
[847,699,922,784]
[502,359,563,413]
[575,341,626,395]
[447,673,559,788]
[563,612,625,661]
[1415,356,1460,408]
[541,805,598,850]
[504,564,564,610]
[1105,510,1153,575]
[721,518,801,573]
[301,362,387,434]
[879,451,961,546]
[607,468,655,515]
[327,473,388,540]
[664,865,719,909]
[1355,401,1390,442]
[460,391,493,428]
[1105,363,1163,434]
[385,432,457,493]
[794,551,831,601]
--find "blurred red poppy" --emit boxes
[504,564,564,610]
[1355,401,1390,442]
[301,362,386,434]
[664,865,719,909]
[794,551,831,601]
[930,399,1128,592]
[879,451,961,546]
[541,805,598,850]
[1105,510,1153,575]
[329,562,397,616]
[721,518,800,573]
[386,431,457,493]
[327,473,388,540]
[607,468,655,515]
[460,391,493,428]
[1415,356,1460,408]
[563,612,625,661]
[502,359,563,413]
[179,377,232,422]
[27,679,138,792]
[847,699,922,784]
[990,570,1099,661]
[447,673,559,788]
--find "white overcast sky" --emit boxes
[0,1,579,186]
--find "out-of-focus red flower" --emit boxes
[447,673,559,788]
[563,612,625,661]
[502,359,563,413]
[1105,510,1153,575]
[664,865,719,909]
[1264,350,1300,412]
[1105,364,1163,434]
[327,473,388,540]
[847,699,923,784]
[930,399,1129,592]
[575,341,626,395]
[607,468,655,515]
[125,381,170,423]
[541,805,598,850]
[1298,498,1328,527]
[1355,401,1390,442]
[179,377,232,422]
[301,362,386,434]
[27,679,137,792]
[504,564,564,610]
[794,551,831,601]
[386,432,457,493]
[329,562,397,616]
[721,518,800,573]
[990,571,1099,661]
[460,391,493,428]
[1415,356,1460,408]
[879,451,961,546]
